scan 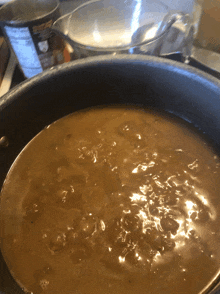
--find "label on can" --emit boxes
[4,26,43,78]
[3,6,66,79]
[30,18,65,69]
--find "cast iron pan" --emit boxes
[1,55,220,294]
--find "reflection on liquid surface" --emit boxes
[1,107,220,294]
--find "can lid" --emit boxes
[0,0,59,26]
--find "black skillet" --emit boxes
[1,55,220,294]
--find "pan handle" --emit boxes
[161,48,220,80]
[0,50,17,98]
[189,46,220,79]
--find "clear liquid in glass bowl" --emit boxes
[53,0,203,60]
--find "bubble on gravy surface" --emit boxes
[1,107,220,294]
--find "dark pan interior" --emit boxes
[0,55,220,294]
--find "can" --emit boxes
[0,0,66,78]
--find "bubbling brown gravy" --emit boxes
[1,107,220,294]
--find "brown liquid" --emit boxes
[1,107,220,294]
